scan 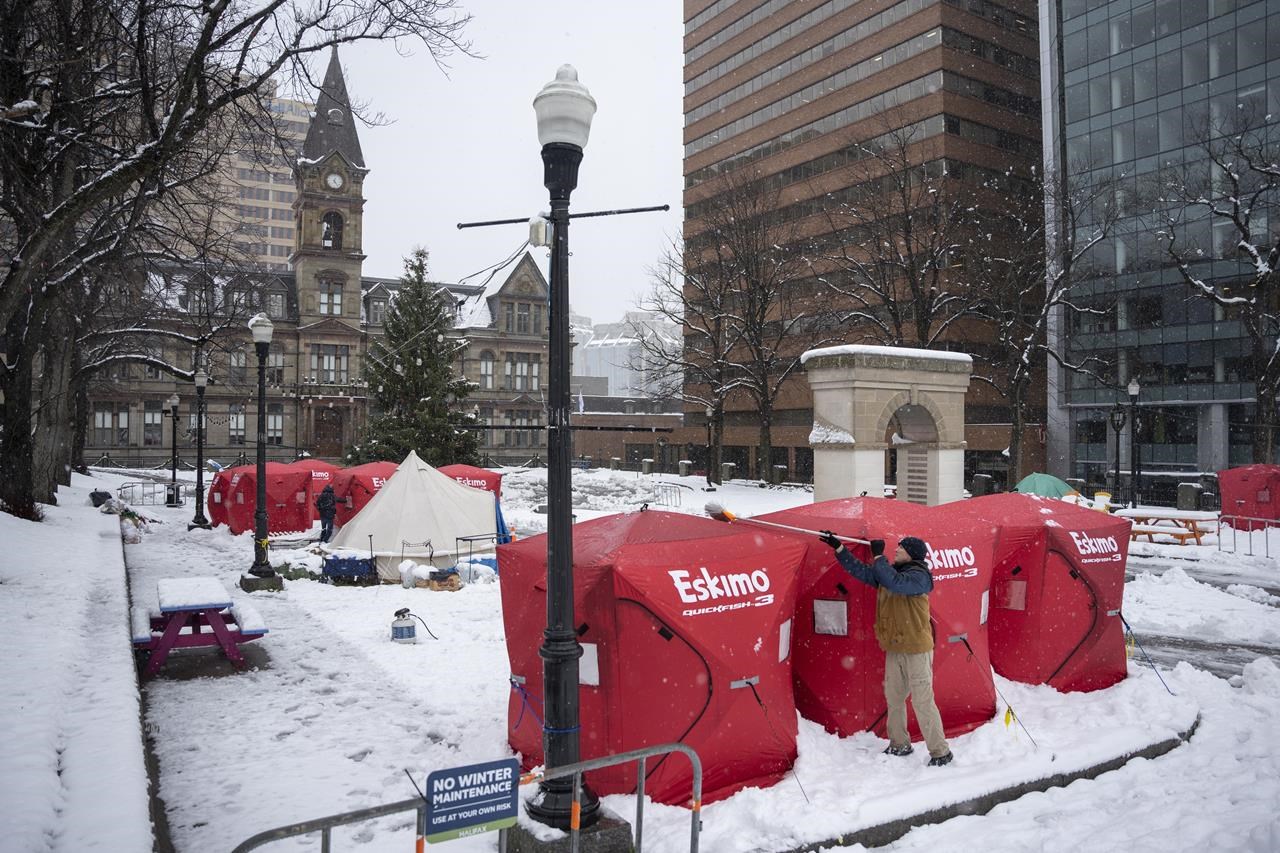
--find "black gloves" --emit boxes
[818,530,843,551]
[870,539,885,557]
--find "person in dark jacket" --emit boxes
[316,484,337,543]
[818,531,953,767]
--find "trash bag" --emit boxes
[89,489,112,508]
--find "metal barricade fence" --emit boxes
[116,481,186,506]
[230,742,702,853]
[654,482,683,508]
[1217,515,1276,558]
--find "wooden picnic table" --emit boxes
[1114,508,1219,545]
[131,577,268,677]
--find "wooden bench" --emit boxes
[1129,524,1199,545]
[131,605,156,644]
[229,602,268,638]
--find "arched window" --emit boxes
[479,351,495,390]
[321,212,343,250]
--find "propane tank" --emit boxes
[391,608,417,644]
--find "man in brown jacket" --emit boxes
[818,531,953,766]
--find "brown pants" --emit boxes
[884,650,949,758]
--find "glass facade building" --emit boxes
[1042,0,1280,494]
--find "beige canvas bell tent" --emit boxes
[326,450,497,580]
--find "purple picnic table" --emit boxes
[131,577,268,677]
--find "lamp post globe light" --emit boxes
[526,64,600,831]
[189,368,211,530]
[242,313,283,592]
[165,392,181,506]
[1127,378,1141,508]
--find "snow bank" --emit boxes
[0,474,153,852]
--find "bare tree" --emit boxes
[813,121,980,347]
[0,0,472,517]
[683,170,837,481]
[633,238,738,484]
[1155,112,1280,463]
[966,167,1120,484]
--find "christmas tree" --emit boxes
[346,249,480,466]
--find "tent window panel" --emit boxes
[813,599,848,636]
[995,578,1027,610]
[580,642,600,687]
[980,589,989,625]
[778,618,792,662]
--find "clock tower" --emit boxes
[292,46,367,328]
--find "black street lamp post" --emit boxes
[525,64,599,831]
[705,405,715,489]
[242,313,283,592]
[1127,378,1141,507]
[1108,404,1126,502]
[165,392,181,506]
[189,369,210,530]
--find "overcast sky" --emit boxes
[335,2,685,324]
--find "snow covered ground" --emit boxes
[2,467,1278,852]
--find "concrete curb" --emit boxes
[785,715,1201,852]
[120,523,176,853]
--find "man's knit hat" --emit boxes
[898,536,928,563]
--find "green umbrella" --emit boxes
[1014,472,1075,498]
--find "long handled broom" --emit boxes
[703,501,872,546]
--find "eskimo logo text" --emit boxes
[1068,531,1123,562]
[926,545,978,580]
[669,568,774,615]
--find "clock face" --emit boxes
[325,172,344,190]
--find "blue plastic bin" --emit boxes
[323,555,375,582]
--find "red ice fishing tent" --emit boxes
[942,494,1130,692]
[1218,464,1280,529]
[223,462,313,535]
[757,498,996,742]
[499,510,807,805]
[290,458,342,522]
[206,464,250,528]
[331,461,397,527]
[438,464,503,498]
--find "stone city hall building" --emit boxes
[85,51,563,469]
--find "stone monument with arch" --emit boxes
[803,345,972,505]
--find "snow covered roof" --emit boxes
[583,336,639,348]
[454,294,492,329]
[801,344,973,365]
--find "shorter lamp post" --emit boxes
[1127,378,1141,507]
[1108,404,1126,502]
[165,392,181,506]
[705,405,714,489]
[242,313,283,592]
[189,369,210,529]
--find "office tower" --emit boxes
[683,0,1043,486]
